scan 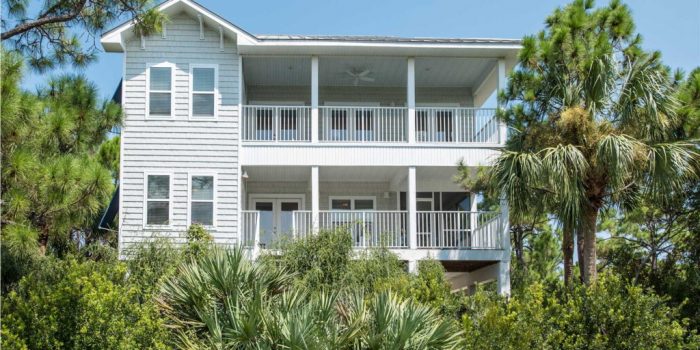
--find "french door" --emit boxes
[251,198,302,247]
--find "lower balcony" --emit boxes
[240,210,504,250]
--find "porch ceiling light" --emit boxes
[242,170,249,179]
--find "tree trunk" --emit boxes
[562,225,574,286]
[581,205,599,285]
[576,229,585,283]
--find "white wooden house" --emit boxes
[101,0,521,294]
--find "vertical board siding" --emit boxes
[244,181,398,210]
[120,14,240,252]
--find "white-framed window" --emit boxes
[189,174,216,226]
[329,196,376,210]
[189,64,218,119]
[144,173,171,226]
[146,62,175,118]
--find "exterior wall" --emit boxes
[245,85,474,106]
[120,13,240,250]
[245,181,398,210]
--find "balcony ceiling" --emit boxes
[243,56,496,88]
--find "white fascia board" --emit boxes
[100,0,258,52]
[238,41,522,58]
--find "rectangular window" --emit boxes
[190,175,214,226]
[146,174,170,225]
[330,197,375,210]
[190,65,217,118]
[149,66,172,116]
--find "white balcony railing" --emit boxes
[240,210,260,248]
[414,107,499,143]
[241,105,312,142]
[241,105,501,144]
[241,209,503,250]
[416,211,501,249]
[319,106,407,142]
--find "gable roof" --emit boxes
[101,0,521,54]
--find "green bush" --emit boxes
[278,228,353,291]
[1,257,168,349]
[461,272,699,350]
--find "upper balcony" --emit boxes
[240,56,507,147]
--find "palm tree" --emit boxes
[158,247,462,349]
[491,0,697,285]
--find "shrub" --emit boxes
[460,272,699,350]
[1,257,168,349]
[278,228,353,291]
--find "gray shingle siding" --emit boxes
[120,13,240,251]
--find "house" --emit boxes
[100,0,521,294]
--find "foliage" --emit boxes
[159,246,462,349]
[1,0,164,72]
[1,256,168,349]
[183,224,214,261]
[277,228,353,291]
[461,272,699,350]
[1,49,121,267]
[486,0,698,284]
[98,135,120,182]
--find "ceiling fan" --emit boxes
[345,68,375,86]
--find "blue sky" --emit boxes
[21,0,700,100]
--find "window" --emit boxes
[330,110,348,141]
[146,174,170,225]
[256,108,274,140]
[279,108,298,140]
[190,175,215,226]
[330,197,375,210]
[190,65,217,118]
[148,65,173,117]
[355,110,373,141]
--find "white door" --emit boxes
[252,198,302,247]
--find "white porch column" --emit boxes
[498,197,511,296]
[497,58,507,144]
[311,56,319,143]
[311,166,320,232]
[469,192,478,244]
[407,57,416,144]
[408,166,417,249]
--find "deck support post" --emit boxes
[408,166,417,250]
[470,192,478,246]
[311,166,320,233]
[498,197,511,296]
[407,57,416,144]
[408,260,418,274]
[311,56,319,143]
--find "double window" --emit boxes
[148,63,174,117]
[147,63,218,119]
[190,64,218,118]
[145,174,171,225]
[330,197,375,210]
[190,175,215,226]
[144,173,216,227]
